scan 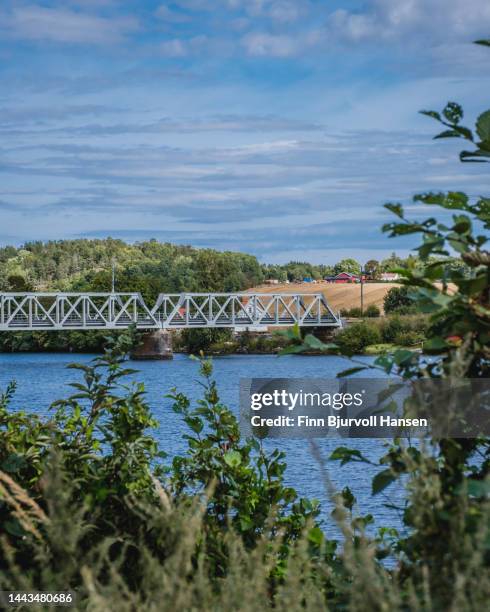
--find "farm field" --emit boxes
[249,281,400,314]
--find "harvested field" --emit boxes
[249,282,400,315]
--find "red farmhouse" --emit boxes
[324,272,361,283]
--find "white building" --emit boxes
[380,272,400,281]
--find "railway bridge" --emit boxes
[0,292,342,358]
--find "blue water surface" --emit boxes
[0,352,407,537]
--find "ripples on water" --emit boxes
[0,352,407,536]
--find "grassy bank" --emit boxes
[0,314,428,356]
[334,314,428,354]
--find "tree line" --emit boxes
[0,239,264,301]
[0,237,440,298]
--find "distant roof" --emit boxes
[324,272,360,281]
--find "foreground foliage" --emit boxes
[1,340,489,611]
[282,39,490,610]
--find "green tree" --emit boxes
[364,259,380,279]
[383,286,413,314]
[380,251,404,271]
[7,274,32,292]
[334,258,361,275]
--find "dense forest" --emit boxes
[0,237,425,298]
[0,239,265,300]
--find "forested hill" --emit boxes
[0,239,265,301]
[0,238,421,302]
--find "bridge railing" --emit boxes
[0,292,341,331]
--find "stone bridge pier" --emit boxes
[310,326,340,343]
[131,329,173,360]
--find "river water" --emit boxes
[0,352,407,537]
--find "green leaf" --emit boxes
[442,102,463,125]
[279,344,309,355]
[330,446,371,466]
[452,125,473,141]
[352,514,374,530]
[420,110,441,120]
[4,519,26,537]
[466,479,490,497]
[434,129,461,139]
[460,149,490,162]
[448,238,468,254]
[392,349,414,365]
[372,469,397,495]
[239,515,254,531]
[341,486,356,511]
[2,453,27,473]
[416,191,469,211]
[307,526,324,546]
[458,274,489,295]
[223,450,242,468]
[384,203,404,218]
[337,366,368,378]
[277,323,301,340]
[423,337,448,351]
[476,110,490,142]
[304,334,328,349]
[475,39,490,47]
[185,416,203,434]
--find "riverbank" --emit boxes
[0,314,428,356]
[184,341,421,357]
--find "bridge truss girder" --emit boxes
[0,292,341,331]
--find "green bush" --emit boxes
[179,328,234,353]
[0,339,332,604]
[364,304,380,318]
[383,286,413,314]
[393,330,424,347]
[347,307,362,318]
[0,330,122,353]
[335,321,382,353]
[379,315,428,344]
[208,340,238,354]
[380,315,406,343]
[339,305,380,319]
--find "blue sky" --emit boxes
[1,0,489,263]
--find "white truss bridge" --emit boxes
[0,292,342,331]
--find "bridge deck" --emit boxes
[0,292,342,331]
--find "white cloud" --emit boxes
[155,5,191,24]
[241,32,298,57]
[171,0,214,10]
[1,5,139,45]
[160,38,188,57]
[268,1,303,24]
[241,0,305,23]
[328,0,490,43]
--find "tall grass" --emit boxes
[1,443,488,610]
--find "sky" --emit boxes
[0,0,489,264]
